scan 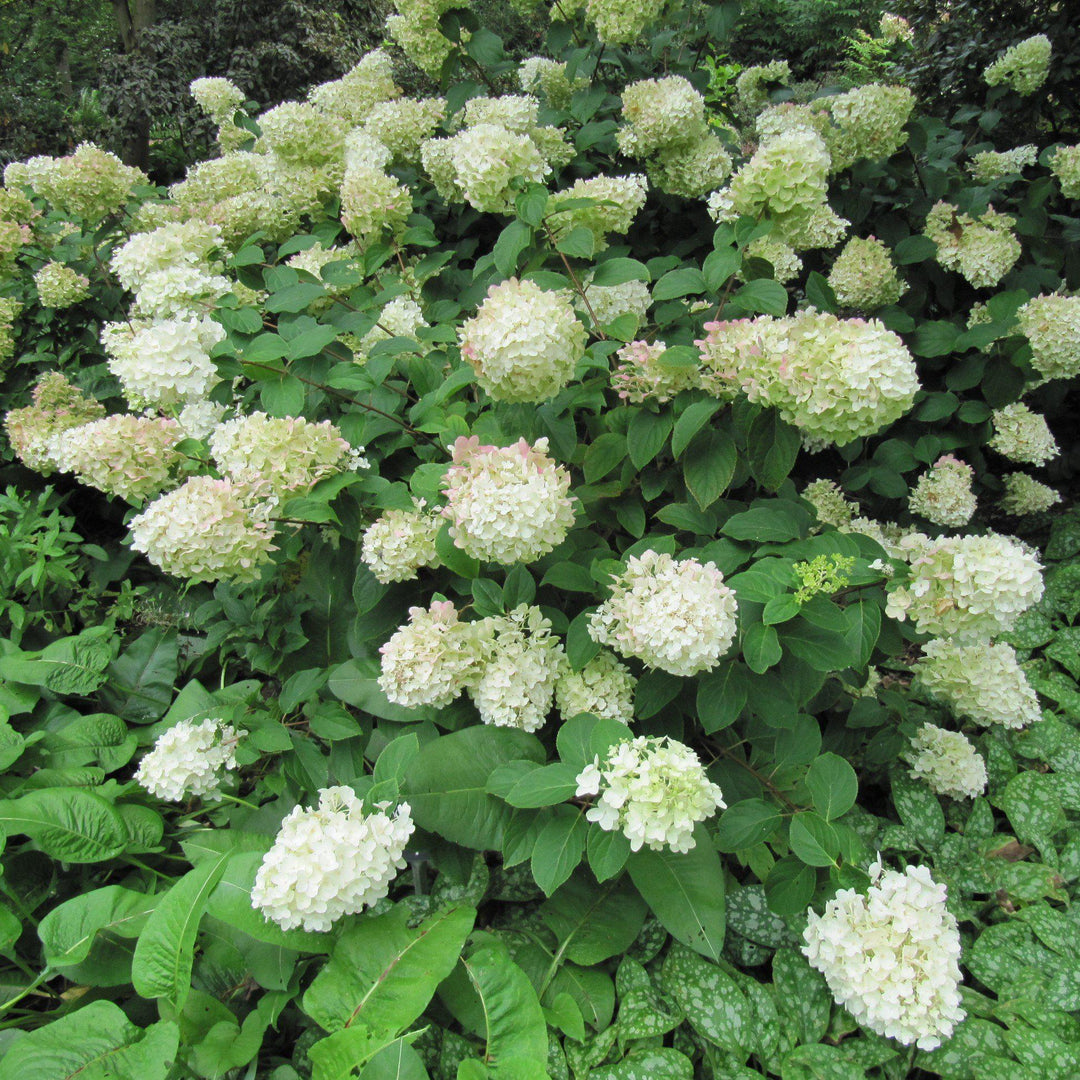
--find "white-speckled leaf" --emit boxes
[613,957,681,1040]
[660,944,752,1055]
[771,949,832,1047]
[589,1047,693,1080]
[727,886,797,948]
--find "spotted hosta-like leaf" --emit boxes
[613,956,681,1039]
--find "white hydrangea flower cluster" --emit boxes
[617,77,732,198]
[924,200,1021,288]
[130,476,277,583]
[468,605,565,732]
[385,0,458,77]
[459,278,586,403]
[1000,472,1061,515]
[178,398,226,441]
[4,372,105,474]
[379,600,479,708]
[967,145,1037,183]
[735,60,791,117]
[755,102,831,143]
[134,718,241,802]
[697,313,919,448]
[988,402,1058,465]
[913,637,1041,730]
[190,77,245,124]
[612,339,700,404]
[803,478,859,530]
[5,143,146,221]
[909,723,987,799]
[257,101,343,166]
[706,130,847,253]
[361,500,442,583]
[819,85,915,173]
[583,0,664,43]
[0,296,20,367]
[286,241,359,307]
[589,550,738,676]
[353,295,429,360]
[519,57,588,109]
[442,436,575,565]
[744,235,802,284]
[827,236,905,310]
[878,13,913,44]
[547,174,649,252]
[1051,143,1080,199]
[363,97,446,162]
[306,49,401,125]
[50,415,182,503]
[251,787,414,933]
[554,650,636,724]
[576,735,725,853]
[580,276,651,330]
[907,455,977,528]
[983,34,1052,95]
[340,160,412,245]
[1016,293,1080,382]
[101,314,225,409]
[33,262,90,309]
[885,532,1044,643]
[110,220,229,318]
[803,862,965,1050]
[209,412,354,501]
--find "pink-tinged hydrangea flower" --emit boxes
[361,500,442,583]
[130,476,277,583]
[4,372,105,474]
[135,718,240,802]
[908,723,987,799]
[379,600,478,709]
[987,402,1058,465]
[612,339,700,403]
[555,650,636,724]
[828,236,905,310]
[251,787,413,932]
[209,412,355,502]
[0,296,21,369]
[467,605,564,732]
[1000,472,1061,516]
[885,532,1043,643]
[913,638,1041,730]
[459,278,586,403]
[340,162,412,244]
[442,436,575,565]
[803,862,965,1050]
[33,262,90,309]
[879,13,913,44]
[576,735,725,852]
[924,201,1020,288]
[50,415,182,503]
[589,550,738,676]
[983,34,1051,95]
[1016,294,1080,382]
[907,455,976,528]
[967,145,1037,183]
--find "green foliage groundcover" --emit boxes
[0,3,1078,1079]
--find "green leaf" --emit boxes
[683,427,736,510]
[911,322,960,358]
[0,629,113,695]
[39,886,157,968]
[265,282,326,313]
[260,374,306,417]
[715,799,782,852]
[131,853,230,1008]
[287,324,341,360]
[805,753,858,821]
[661,943,752,1055]
[461,944,548,1076]
[705,0,740,40]
[892,234,937,265]
[101,629,178,723]
[589,258,651,287]
[696,663,749,733]
[540,872,646,965]
[890,771,945,849]
[531,806,587,895]
[671,400,719,459]
[0,1001,178,1080]
[627,825,725,961]
[734,278,788,316]
[557,227,596,259]
[703,247,740,291]
[540,562,595,593]
[405,727,545,850]
[781,1045,864,1080]
[615,956,682,1039]
[805,271,837,313]
[494,221,532,277]
[304,904,476,1035]
[586,825,632,882]
[506,763,579,808]
[583,432,627,483]
[722,506,804,543]
[627,409,673,469]
[590,1049,692,1080]
[742,623,782,674]
[788,812,839,867]
[565,610,602,670]
[772,948,831,1044]
[764,857,816,915]
[747,411,801,491]
[653,267,707,301]
[0,788,126,863]
[1002,771,1064,850]
[358,1039,430,1080]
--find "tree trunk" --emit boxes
[113,0,157,171]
